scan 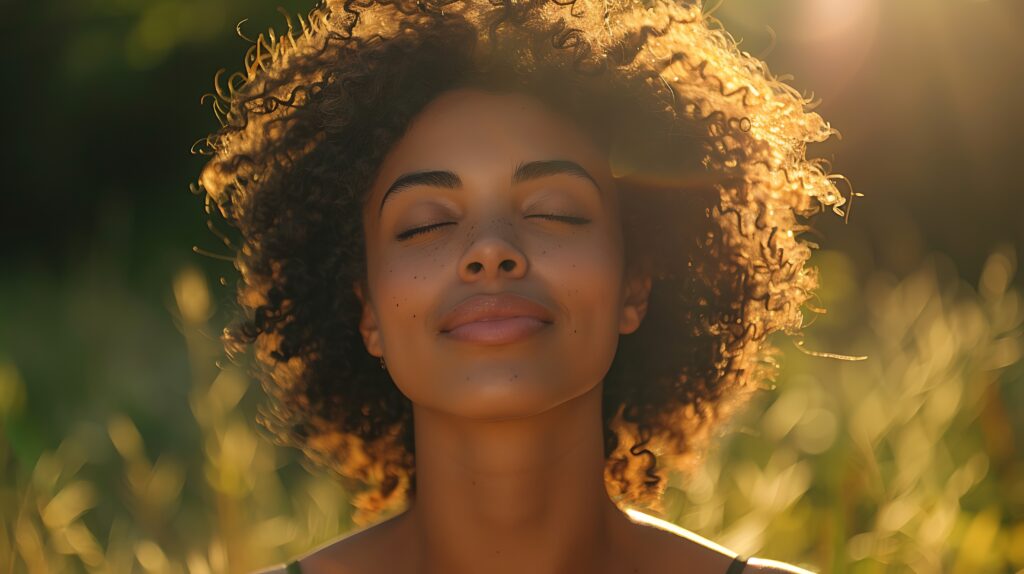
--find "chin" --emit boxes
[417,366,588,420]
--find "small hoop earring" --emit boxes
[379,356,387,370]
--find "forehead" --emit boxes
[369,88,608,192]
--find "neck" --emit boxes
[400,381,635,574]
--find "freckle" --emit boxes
[412,314,417,318]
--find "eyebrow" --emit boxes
[378,159,602,216]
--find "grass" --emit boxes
[2,246,1021,573]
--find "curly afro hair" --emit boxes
[196,0,847,526]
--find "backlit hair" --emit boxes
[197,0,847,526]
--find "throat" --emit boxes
[403,382,629,574]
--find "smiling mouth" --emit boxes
[442,317,551,345]
[437,291,555,343]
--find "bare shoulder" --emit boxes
[744,558,817,574]
[248,566,288,574]
[621,509,817,574]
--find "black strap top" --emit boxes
[284,555,747,573]
[727,555,749,574]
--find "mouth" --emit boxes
[438,292,555,345]
[442,316,552,345]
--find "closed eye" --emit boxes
[395,215,591,242]
[527,214,591,225]
[396,222,455,241]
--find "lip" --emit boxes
[439,293,555,344]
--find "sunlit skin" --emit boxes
[273,88,801,574]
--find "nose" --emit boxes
[457,219,528,282]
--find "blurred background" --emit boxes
[0,0,1021,572]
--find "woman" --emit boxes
[197,0,844,572]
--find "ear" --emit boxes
[619,257,653,335]
[353,280,384,358]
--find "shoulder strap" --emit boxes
[285,560,303,574]
[725,555,748,574]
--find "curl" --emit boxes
[195,0,849,522]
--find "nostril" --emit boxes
[500,260,515,272]
[467,261,483,273]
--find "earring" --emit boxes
[379,356,387,370]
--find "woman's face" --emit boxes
[356,88,650,420]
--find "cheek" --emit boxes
[365,225,627,414]
[540,230,625,333]
[369,243,453,346]
[368,244,467,406]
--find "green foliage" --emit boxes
[655,246,1024,573]
[2,1,1022,573]
[1,262,355,573]
[2,245,1021,573]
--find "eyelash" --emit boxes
[396,215,591,241]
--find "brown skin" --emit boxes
[268,88,794,574]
